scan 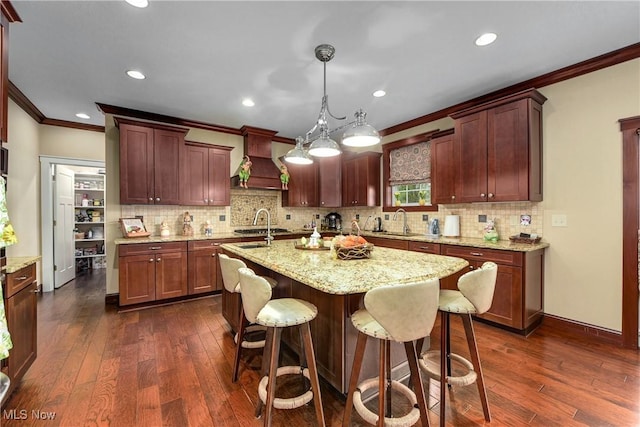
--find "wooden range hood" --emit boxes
[231,126,283,190]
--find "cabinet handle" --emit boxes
[156,258,161,262]
[15,276,27,280]
[211,253,216,257]
[470,252,483,257]
[469,265,475,270]
[480,193,486,198]
[31,288,40,293]
[488,193,494,198]
[149,258,154,262]
[150,246,162,250]
[156,198,160,202]
[418,246,432,251]
[204,198,208,203]
[149,197,153,201]
[212,243,220,246]
[451,195,455,200]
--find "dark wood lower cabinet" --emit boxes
[188,240,223,295]
[3,263,38,399]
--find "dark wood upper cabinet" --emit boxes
[451,88,546,203]
[115,117,188,205]
[342,152,381,207]
[317,156,342,208]
[430,129,456,205]
[181,142,232,206]
[0,2,21,143]
[282,161,318,207]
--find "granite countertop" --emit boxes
[115,229,548,252]
[220,239,469,295]
[4,256,41,273]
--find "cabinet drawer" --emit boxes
[119,241,187,256]
[408,241,441,254]
[188,240,225,251]
[441,245,522,266]
[366,236,409,250]
[6,263,36,298]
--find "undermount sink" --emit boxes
[379,231,422,237]
[238,243,268,249]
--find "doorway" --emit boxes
[40,156,105,292]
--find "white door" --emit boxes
[54,165,75,287]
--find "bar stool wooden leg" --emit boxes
[404,340,431,427]
[461,314,490,421]
[377,339,387,427]
[440,311,449,427]
[233,306,247,383]
[255,327,274,419]
[301,322,326,427]
[263,327,282,427]
[342,331,367,427]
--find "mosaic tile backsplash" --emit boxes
[121,189,542,241]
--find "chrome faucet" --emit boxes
[253,208,273,246]
[393,208,409,235]
[363,215,372,231]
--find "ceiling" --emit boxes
[7,1,640,140]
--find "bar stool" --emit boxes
[418,261,498,426]
[343,278,440,427]
[238,267,325,427]
[219,253,278,382]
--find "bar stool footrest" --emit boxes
[258,366,314,409]
[419,350,477,387]
[234,324,267,349]
[353,378,421,427]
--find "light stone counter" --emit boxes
[4,256,41,273]
[220,239,469,295]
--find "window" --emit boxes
[382,130,439,212]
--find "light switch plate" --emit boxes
[551,214,568,227]
[422,214,429,221]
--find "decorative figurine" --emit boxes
[483,218,499,243]
[160,221,171,237]
[182,211,194,236]
[280,162,290,190]
[204,220,213,237]
[239,155,252,188]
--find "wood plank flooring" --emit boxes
[1,270,639,426]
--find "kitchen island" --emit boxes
[220,239,468,394]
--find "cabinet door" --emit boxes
[5,282,37,382]
[476,264,523,329]
[455,111,488,203]
[155,251,188,300]
[341,157,358,206]
[181,144,209,206]
[208,147,230,206]
[188,248,219,294]
[487,99,529,202]
[153,129,182,205]
[119,254,156,305]
[317,156,341,207]
[119,124,154,204]
[431,133,457,204]
[283,162,318,207]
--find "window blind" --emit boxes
[389,141,431,186]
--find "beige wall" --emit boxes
[7,59,639,332]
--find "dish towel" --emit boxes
[0,176,15,359]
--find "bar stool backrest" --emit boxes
[364,278,440,343]
[457,261,498,314]
[238,267,274,324]
[219,254,247,293]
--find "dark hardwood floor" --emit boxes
[1,271,639,426]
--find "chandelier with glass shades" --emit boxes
[284,44,381,165]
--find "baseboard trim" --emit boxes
[105,293,119,305]
[542,314,623,346]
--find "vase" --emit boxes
[419,199,426,206]
[395,200,401,206]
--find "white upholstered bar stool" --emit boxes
[343,278,440,427]
[238,267,325,427]
[418,261,497,426]
[219,253,278,383]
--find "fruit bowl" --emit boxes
[336,243,374,260]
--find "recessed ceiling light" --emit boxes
[126,70,145,80]
[373,90,386,98]
[475,32,497,46]
[125,0,149,8]
[75,113,90,119]
[242,98,255,107]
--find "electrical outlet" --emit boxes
[384,214,389,220]
[551,214,568,227]
[355,214,360,220]
[422,214,429,222]
[478,215,487,223]
[286,214,291,220]
[315,214,320,219]
[219,215,226,222]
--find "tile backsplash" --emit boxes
[121,191,542,240]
